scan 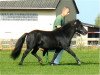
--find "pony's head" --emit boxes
[54,19,88,36]
[72,19,88,35]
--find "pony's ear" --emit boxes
[72,21,77,26]
[71,20,77,26]
[74,21,77,25]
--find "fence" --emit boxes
[0,39,26,50]
[0,38,100,50]
[0,39,76,50]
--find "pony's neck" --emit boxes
[63,24,76,40]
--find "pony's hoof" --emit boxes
[50,63,58,66]
[38,60,43,65]
[77,61,81,65]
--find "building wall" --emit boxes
[0,10,56,49]
[56,0,77,23]
[0,10,56,39]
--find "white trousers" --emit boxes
[54,50,64,64]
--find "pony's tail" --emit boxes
[11,33,27,60]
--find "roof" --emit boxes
[83,23,100,28]
[0,0,79,14]
[72,0,79,14]
[0,0,60,9]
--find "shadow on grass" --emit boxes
[19,62,46,66]
[81,62,99,65]
[59,62,99,66]
[17,61,99,66]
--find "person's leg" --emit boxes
[54,50,64,64]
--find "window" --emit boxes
[88,33,100,38]
[0,12,38,21]
[88,27,99,32]
[88,27,100,38]
[88,41,100,45]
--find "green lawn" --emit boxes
[0,47,100,75]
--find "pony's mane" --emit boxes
[54,19,76,31]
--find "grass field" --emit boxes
[0,47,100,75]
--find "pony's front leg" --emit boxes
[66,48,81,65]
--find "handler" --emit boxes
[53,7,70,65]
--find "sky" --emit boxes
[75,0,100,25]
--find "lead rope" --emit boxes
[45,51,49,63]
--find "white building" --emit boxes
[0,0,79,39]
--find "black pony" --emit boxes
[11,19,87,65]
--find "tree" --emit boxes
[95,14,100,27]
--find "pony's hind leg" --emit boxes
[31,47,43,65]
[19,49,31,65]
